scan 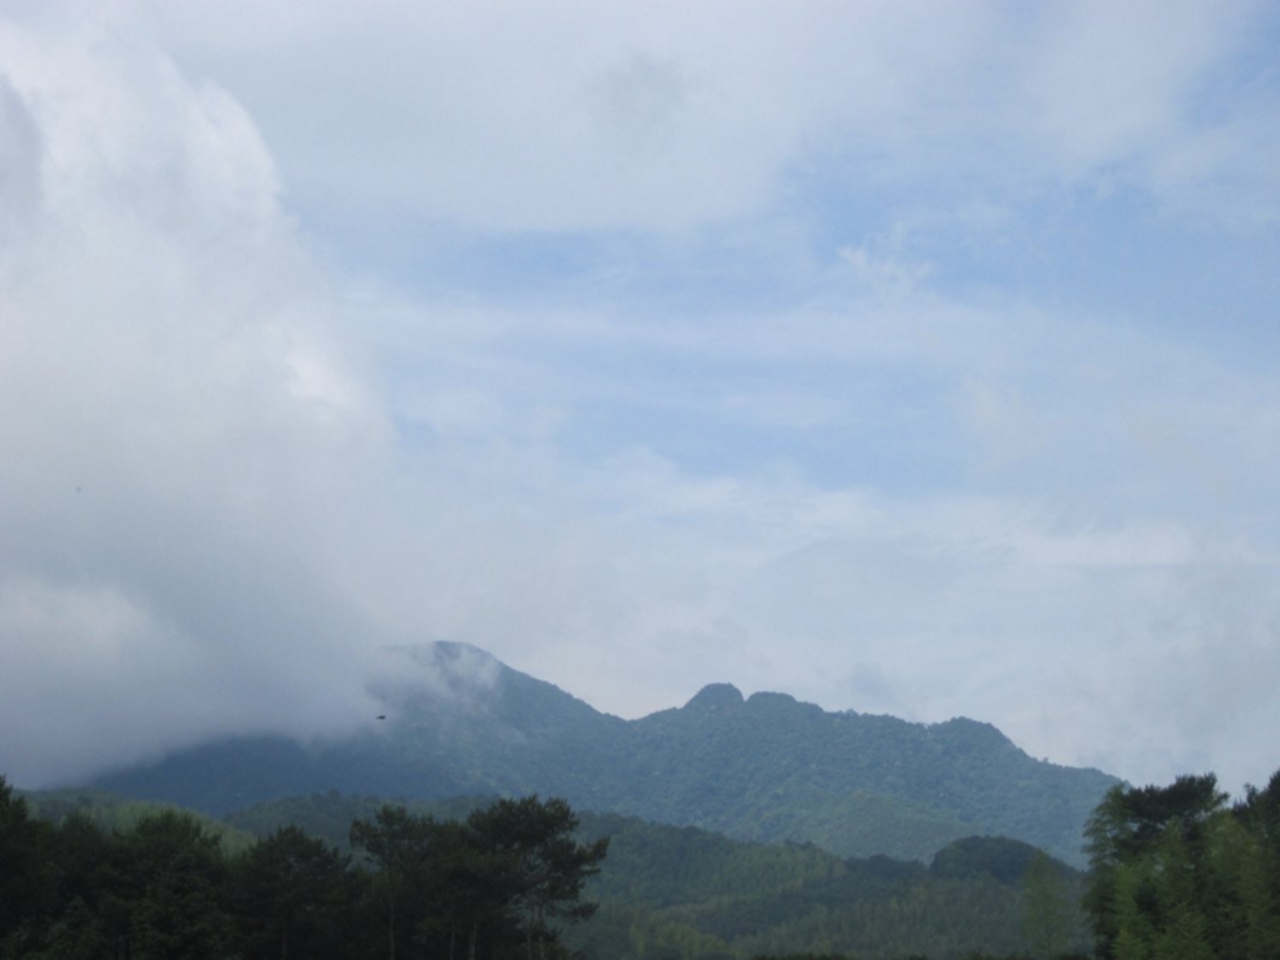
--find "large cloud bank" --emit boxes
[2,3,1280,795]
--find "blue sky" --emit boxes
[2,1,1280,796]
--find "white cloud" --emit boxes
[1020,1,1220,170]
[2,2,1280,803]
[124,0,1276,234]
[0,15,393,784]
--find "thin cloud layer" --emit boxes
[1,4,1279,797]
[141,0,1280,232]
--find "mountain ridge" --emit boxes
[90,641,1120,864]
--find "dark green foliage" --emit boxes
[91,642,1119,865]
[0,778,54,949]
[467,796,609,947]
[1083,770,1280,960]
[13,777,1104,960]
[232,825,361,960]
[4,803,239,960]
[1021,850,1084,959]
[4,776,603,960]
[346,795,607,960]
[565,817,1090,959]
[26,759,1280,960]
[1233,769,1280,957]
[22,784,257,853]
[227,789,487,852]
[1086,774,1227,866]
[931,836,1052,886]
[116,810,237,959]
[135,784,1108,958]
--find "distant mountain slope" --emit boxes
[91,641,1119,864]
[20,785,258,855]
[609,683,1116,865]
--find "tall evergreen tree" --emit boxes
[466,796,609,960]
[234,825,359,960]
[117,810,235,960]
[0,777,54,955]
[350,805,440,960]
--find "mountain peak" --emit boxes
[90,644,1120,865]
[683,683,745,711]
[930,716,1019,753]
[381,640,505,680]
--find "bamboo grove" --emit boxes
[1082,770,1280,960]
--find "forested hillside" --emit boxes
[10,780,1091,960]
[19,769,1280,960]
[90,642,1118,864]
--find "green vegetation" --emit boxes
[15,764,1280,959]
[22,785,257,854]
[92,641,1119,865]
[564,821,1090,960]
[1082,770,1280,959]
[16,783,1092,958]
[1,777,603,960]
[222,788,1073,957]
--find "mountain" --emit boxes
[90,641,1120,864]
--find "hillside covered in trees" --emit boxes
[218,790,1091,959]
[11,766,1280,960]
[8,778,1094,960]
[90,642,1119,865]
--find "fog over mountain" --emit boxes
[3,3,1280,796]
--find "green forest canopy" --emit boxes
[6,767,1280,960]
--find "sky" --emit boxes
[2,1,1280,796]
